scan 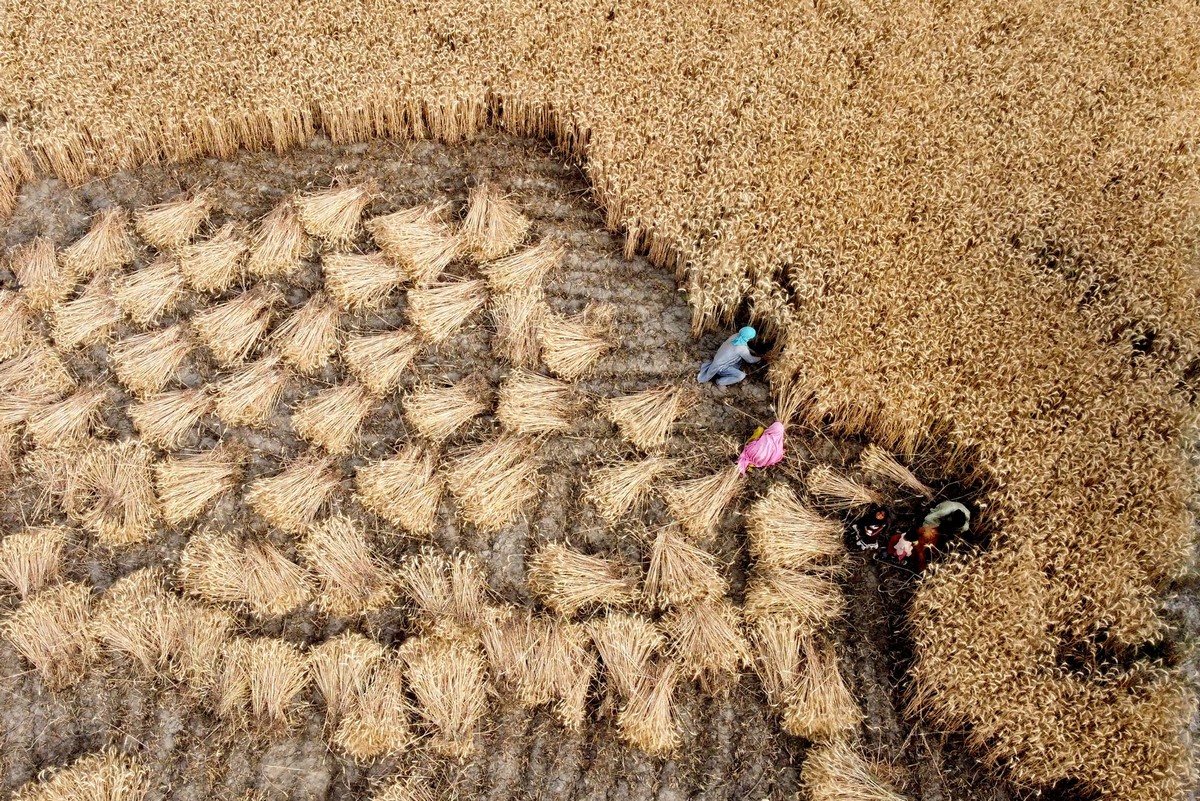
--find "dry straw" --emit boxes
[216,636,310,726]
[91,568,181,677]
[355,444,444,536]
[664,599,751,686]
[0,345,76,397]
[343,327,421,395]
[9,237,72,311]
[403,637,489,760]
[800,739,908,801]
[744,567,845,630]
[26,386,108,446]
[480,607,538,695]
[0,526,66,598]
[482,239,562,294]
[129,387,211,450]
[398,550,489,636]
[585,455,675,524]
[1,581,95,690]
[407,279,487,343]
[296,185,371,245]
[271,292,341,374]
[333,656,412,759]
[309,632,387,724]
[0,291,31,360]
[212,354,289,427]
[110,323,193,396]
[154,445,243,525]
[462,183,530,261]
[180,530,312,617]
[51,275,122,349]
[67,440,159,545]
[402,376,490,443]
[366,204,461,285]
[175,602,236,691]
[538,306,614,380]
[644,526,727,609]
[589,612,663,700]
[375,776,438,801]
[618,660,680,756]
[490,287,547,367]
[602,385,694,452]
[859,444,933,499]
[245,453,340,533]
[663,465,743,541]
[134,192,213,250]
[746,484,845,571]
[10,750,149,801]
[112,256,186,326]
[177,222,247,293]
[191,283,282,365]
[60,207,135,277]
[535,621,597,731]
[527,542,637,616]
[323,251,404,311]
[300,515,396,615]
[750,614,805,709]
[247,200,308,278]
[782,636,862,741]
[496,368,577,435]
[806,464,883,509]
[292,381,375,454]
[446,435,541,531]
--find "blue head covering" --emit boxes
[733,326,756,346]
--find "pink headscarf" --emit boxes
[738,421,785,475]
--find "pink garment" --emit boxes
[737,421,785,475]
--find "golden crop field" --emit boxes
[0,1,1197,800]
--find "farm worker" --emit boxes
[852,506,889,551]
[737,421,785,474]
[697,326,761,387]
[888,500,970,571]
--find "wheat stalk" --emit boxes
[446,435,541,531]
[496,368,577,435]
[538,305,614,380]
[584,455,675,524]
[292,381,375,454]
[154,444,243,525]
[296,184,371,245]
[271,291,341,375]
[191,283,282,365]
[366,204,460,286]
[644,525,727,609]
[355,444,444,536]
[662,465,743,542]
[52,275,122,349]
[128,387,211,449]
[0,526,67,598]
[110,323,193,396]
[300,515,396,615]
[247,199,309,278]
[407,279,487,343]
[462,182,530,261]
[482,239,562,294]
[245,453,340,533]
[745,483,846,570]
[212,354,290,427]
[177,222,247,293]
[9,237,72,311]
[490,287,547,367]
[602,385,694,452]
[60,207,135,277]
[342,327,421,396]
[402,376,490,443]
[526,542,637,617]
[134,192,214,250]
[1,581,96,690]
[323,251,404,311]
[112,256,186,326]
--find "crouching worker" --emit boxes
[698,326,761,387]
[888,500,970,572]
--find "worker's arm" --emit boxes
[734,343,761,364]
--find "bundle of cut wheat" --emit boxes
[663,465,743,541]
[191,283,281,365]
[750,614,805,709]
[112,257,186,327]
[212,355,289,428]
[355,444,444,536]
[463,183,530,261]
[66,440,158,545]
[0,427,14,478]
[746,483,845,571]
[743,567,845,629]
[26,386,108,446]
[245,454,340,533]
[482,239,562,294]
[589,613,664,700]
[401,376,490,443]
[51,275,122,349]
[490,287,546,367]
[174,601,236,691]
[538,306,614,380]
[527,542,637,616]
[180,530,312,617]
[644,526,727,609]
[297,185,371,245]
[407,279,487,344]
[602,385,694,452]
[480,606,538,696]
[446,435,541,531]
[663,599,751,687]
[177,222,247,293]
[129,388,211,450]
[0,390,45,431]
[91,568,182,677]
[0,526,66,598]
[154,445,243,525]
[1,581,95,690]
[110,324,193,396]
[247,200,308,278]
[373,776,438,801]
[0,291,31,360]
[858,444,933,499]
[782,636,862,740]
[342,327,421,395]
[398,550,489,636]
[271,292,341,375]
[323,251,405,311]
[10,750,149,801]
[800,739,908,801]
[806,465,883,510]
[584,455,674,524]
[333,656,412,759]
[403,637,489,760]
[60,207,135,277]
[0,345,76,397]
[300,515,395,616]
[9,237,72,311]
[216,636,310,726]
[527,619,596,731]
[496,369,577,435]
[309,632,387,724]
[366,204,460,285]
[618,660,680,756]
[292,381,374,454]
[134,192,213,250]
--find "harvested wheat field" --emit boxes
[0,2,1199,801]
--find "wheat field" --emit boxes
[0,1,1197,800]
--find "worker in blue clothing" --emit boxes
[697,326,761,386]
